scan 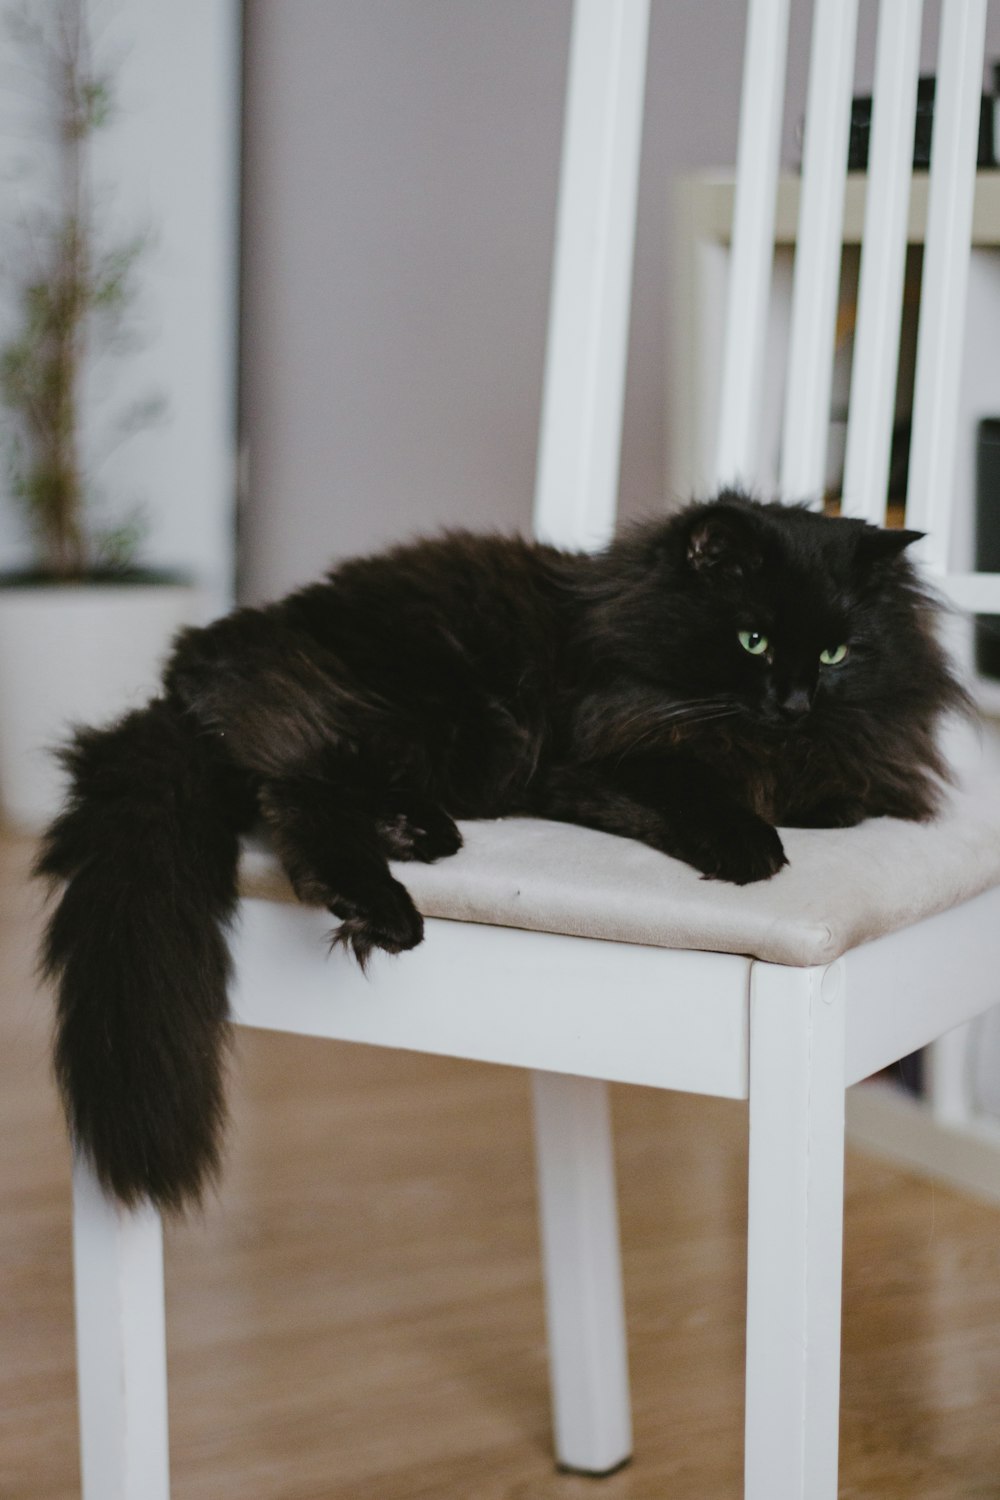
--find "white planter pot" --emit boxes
[0,582,200,830]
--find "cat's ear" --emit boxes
[855,525,924,566]
[685,509,760,579]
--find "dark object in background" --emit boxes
[847,75,997,172]
[975,419,1000,679]
[888,419,911,503]
[896,1048,924,1098]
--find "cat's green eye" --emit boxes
[819,644,849,666]
[738,630,769,656]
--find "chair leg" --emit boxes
[744,961,847,1500]
[531,1070,632,1475]
[72,1155,171,1500]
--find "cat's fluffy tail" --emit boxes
[36,697,247,1213]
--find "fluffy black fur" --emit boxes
[37,494,967,1211]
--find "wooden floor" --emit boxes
[3,835,1000,1500]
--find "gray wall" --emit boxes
[240,0,1000,603]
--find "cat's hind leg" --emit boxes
[165,610,460,943]
[259,771,424,966]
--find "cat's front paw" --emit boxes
[329,877,424,967]
[688,818,788,885]
[784,797,867,829]
[376,797,463,863]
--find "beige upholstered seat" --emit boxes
[241,756,1000,972]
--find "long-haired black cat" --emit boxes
[38,493,966,1212]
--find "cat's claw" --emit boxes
[328,879,425,968]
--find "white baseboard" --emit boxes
[846,1079,1000,1205]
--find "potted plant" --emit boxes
[0,0,197,827]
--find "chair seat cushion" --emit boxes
[240,768,1000,969]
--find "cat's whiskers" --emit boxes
[613,701,741,760]
[609,696,733,741]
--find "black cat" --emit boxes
[38,493,966,1212]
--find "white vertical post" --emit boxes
[531,1071,632,1476]
[926,1021,976,1127]
[73,1158,170,1500]
[744,961,846,1500]
[779,0,860,505]
[840,0,923,524]
[532,0,650,553]
[714,0,791,491]
[905,0,988,569]
[907,1,988,1123]
[531,0,643,1472]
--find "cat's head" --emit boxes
[680,495,930,729]
[601,494,959,734]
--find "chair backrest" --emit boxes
[535,0,995,618]
[532,0,650,554]
[723,0,991,607]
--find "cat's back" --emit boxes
[336,529,573,614]
[285,530,580,665]
[272,532,583,807]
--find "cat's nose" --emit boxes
[777,686,812,720]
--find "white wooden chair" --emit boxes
[69,1,1000,1496]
